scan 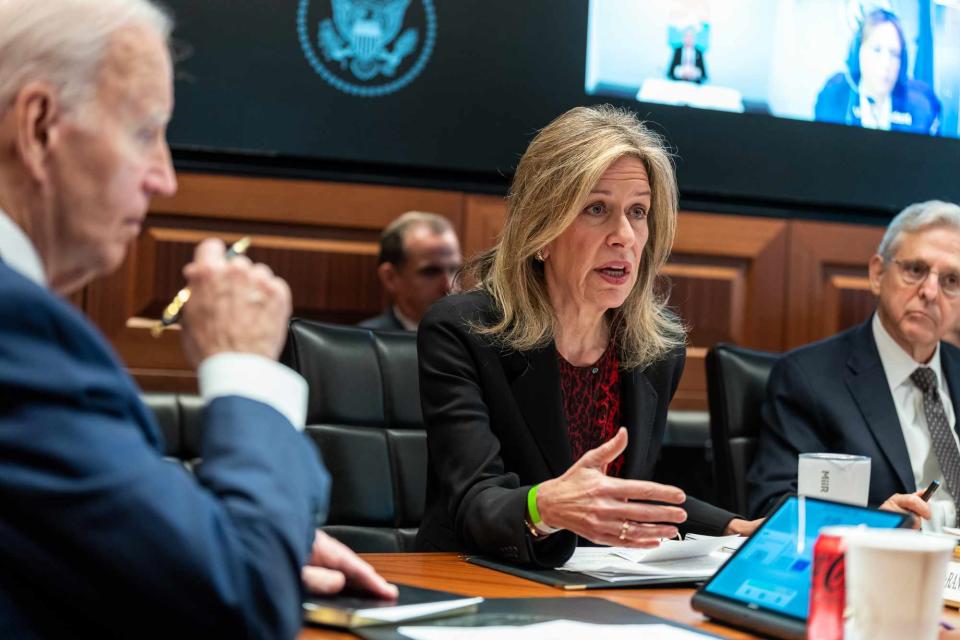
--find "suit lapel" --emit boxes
[620,366,658,478]
[845,320,915,492]
[507,345,572,477]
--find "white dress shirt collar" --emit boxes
[392,305,419,331]
[873,312,945,394]
[0,208,46,287]
[872,313,957,533]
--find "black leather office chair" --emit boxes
[281,320,425,553]
[141,392,204,466]
[705,343,779,515]
[655,410,717,506]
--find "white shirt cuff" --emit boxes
[921,498,954,534]
[198,353,308,431]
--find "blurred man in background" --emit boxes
[359,211,461,331]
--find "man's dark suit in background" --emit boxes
[358,307,406,331]
[747,318,960,518]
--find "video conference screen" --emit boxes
[587,0,960,139]
[165,0,960,215]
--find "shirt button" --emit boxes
[591,367,599,374]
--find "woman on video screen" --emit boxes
[814,8,941,135]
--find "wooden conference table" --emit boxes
[296,552,960,639]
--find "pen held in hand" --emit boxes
[920,479,941,502]
[150,236,252,338]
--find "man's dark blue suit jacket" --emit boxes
[0,261,330,638]
[747,317,960,519]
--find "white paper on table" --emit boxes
[360,597,484,622]
[555,546,629,573]
[556,550,726,582]
[580,552,729,582]
[613,534,740,563]
[398,620,717,640]
[556,534,737,580]
[686,532,745,552]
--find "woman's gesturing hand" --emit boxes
[535,427,687,547]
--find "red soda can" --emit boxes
[807,527,849,640]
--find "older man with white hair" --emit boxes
[0,1,394,637]
[749,200,960,530]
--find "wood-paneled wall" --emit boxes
[81,173,887,407]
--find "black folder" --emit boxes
[354,596,723,639]
[466,555,707,590]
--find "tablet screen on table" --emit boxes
[699,494,908,622]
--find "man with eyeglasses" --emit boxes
[748,200,960,530]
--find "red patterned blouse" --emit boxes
[557,342,623,477]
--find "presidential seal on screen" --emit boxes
[297,0,436,97]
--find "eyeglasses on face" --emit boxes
[888,258,960,298]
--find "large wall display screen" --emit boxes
[165,0,960,214]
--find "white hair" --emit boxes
[878,200,960,260]
[0,0,172,115]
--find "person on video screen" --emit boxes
[814,9,940,135]
[668,26,707,84]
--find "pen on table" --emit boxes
[150,236,252,338]
[921,479,941,502]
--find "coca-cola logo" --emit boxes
[823,553,845,592]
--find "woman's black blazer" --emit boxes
[414,290,736,567]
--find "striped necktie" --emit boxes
[911,366,960,526]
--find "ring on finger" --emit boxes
[618,520,630,541]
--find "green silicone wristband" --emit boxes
[527,484,543,524]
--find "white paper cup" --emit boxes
[843,529,954,640]
[798,453,871,506]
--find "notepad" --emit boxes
[303,584,483,628]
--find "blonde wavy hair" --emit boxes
[465,104,685,370]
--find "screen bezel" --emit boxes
[695,493,910,623]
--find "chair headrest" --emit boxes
[282,319,423,428]
[706,343,779,439]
